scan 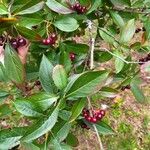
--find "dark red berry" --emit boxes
[83,112,88,117]
[10,39,19,49]
[86,116,92,122]
[100,110,105,116]
[97,113,102,120]
[91,117,97,123]
[51,33,57,40]
[69,52,75,61]
[18,38,26,47]
[42,39,49,45]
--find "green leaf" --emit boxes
[120,19,135,43]
[65,71,109,98]
[69,98,86,122]
[0,127,27,150]
[99,28,116,45]
[144,18,150,40]
[46,0,74,14]
[114,51,124,73]
[15,93,58,112]
[66,133,79,147]
[39,55,54,93]
[0,104,12,117]
[130,82,145,103]
[87,0,102,14]
[52,65,68,90]
[99,87,118,98]
[16,1,44,15]
[110,10,125,27]
[0,63,8,82]
[23,107,59,142]
[4,44,24,84]
[14,100,43,117]
[63,42,89,53]
[94,121,114,135]
[110,0,131,6]
[16,25,42,41]
[59,51,72,73]
[52,122,71,142]
[54,17,79,32]
[21,143,40,150]
[50,139,72,150]
[0,3,8,14]
[0,136,22,149]
[19,14,43,28]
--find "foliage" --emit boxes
[0,0,150,149]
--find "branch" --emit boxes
[111,7,150,15]
[97,48,146,64]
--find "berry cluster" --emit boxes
[135,27,146,33]
[71,3,87,14]
[82,108,105,123]
[10,37,26,49]
[69,52,76,61]
[42,33,57,45]
[139,53,150,65]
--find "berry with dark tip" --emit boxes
[81,123,90,130]
[10,39,19,49]
[69,52,75,61]
[18,38,26,47]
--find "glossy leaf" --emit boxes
[95,121,114,135]
[99,87,118,98]
[110,11,125,27]
[23,107,59,142]
[65,71,109,98]
[16,1,44,15]
[69,98,86,122]
[131,82,145,103]
[114,51,124,73]
[120,19,135,43]
[4,44,24,84]
[46,0,74,14]
[66,133,79,147]
[16,25,42,41]
[0,127,27,150]
[52,122,71,142]
[54,17,79,32]
[99,28,116,44]
[0,3,8,15]
[14,100,43,117]
[39,55,54,93]
[63,42,89,53]
[52,65,68,90]
[87,0,102,14]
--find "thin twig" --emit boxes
[111,7,150,15]
[93,124,104,150]
[98,47,145,64]
[87,20,95,69]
